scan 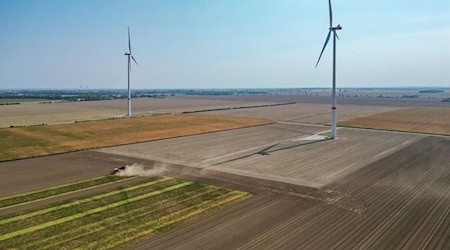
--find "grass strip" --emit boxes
[0,181,193,241]
[0,177,171,226]
[57,189,231,249]
[32,186,223,249]
[90,191,248,250]
[0,176,137,211]
[2,183,214,248]
[0,176,107,201]
[0,178,180,234]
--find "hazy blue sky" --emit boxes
[1,0,449,89]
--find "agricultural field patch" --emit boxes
[338,107,450,136]
[0,96,277,128]
[0,115,270,162]
[0,176,248,249]
[0,99,52,103]
[195,103,396,125]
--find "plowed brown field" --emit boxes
[339,107,450,135]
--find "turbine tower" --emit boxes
[315,0,342,139]
[125,26,138,117]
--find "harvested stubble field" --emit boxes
[0,115,270,162]
[0,96,276,128]
[0,175,248,249]
[339,107,450,136]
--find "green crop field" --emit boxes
[0,176,249,249]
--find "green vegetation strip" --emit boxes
[1,179,180,234]
[0,177,171,226]
[31,186,222,249]
[0,181,193,241]
[90,191,248,250]
[0,176,137,211]
[0,176,107,201]
[11,184,218,248]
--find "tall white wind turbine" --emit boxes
[125,26,138,117]
[315,0,342,139]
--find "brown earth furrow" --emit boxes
[236,203,320,249]
[261,207,337,249]
[405,202,450,249]
[132,193,282,250]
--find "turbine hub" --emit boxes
[330,25,342,31]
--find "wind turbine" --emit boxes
[125,26,138,117]
[315,0,342,139]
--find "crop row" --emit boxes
[0,175,130,210]
[0,177,249,249]
[0,178,175,233]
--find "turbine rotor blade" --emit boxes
[315,30,332,68]
[328,0,333,27]
[128,26,131,53]
[131,55,138,66]
[334,31,340,40]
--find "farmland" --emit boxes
[97,123,423,188]
[339,107,450,136]
[139,136,450,249]
[0,98,52,103]
[0,175,248,249]
[0,93,449,248]
[2,91,449,128]
[195,102,396,125]
[0,96,278,128]
[0,125,449,249]
[0,115,270,162]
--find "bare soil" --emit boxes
[196,103,396,125]
[97,123,422,188]
[130,136,450,249]
[339,107,450,136]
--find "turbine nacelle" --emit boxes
[330,25,342,31]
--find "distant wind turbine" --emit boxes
[315,0,342,139]
[125,26,138,117]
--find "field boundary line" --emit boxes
[0,177,172,226]
[0,181,193,241]
[0,176,139,211]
